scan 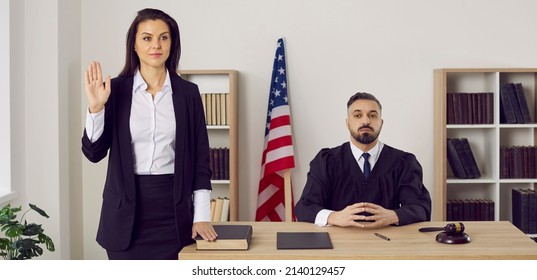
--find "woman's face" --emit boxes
[134,19,171,71]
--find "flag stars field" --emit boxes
[256,38,296,222]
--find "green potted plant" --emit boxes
[0,203,55,260]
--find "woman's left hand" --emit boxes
[192,222,218,241]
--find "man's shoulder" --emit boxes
[314,142,350,162]
[381,144,419,163]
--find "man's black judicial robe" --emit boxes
[295,142,431,225]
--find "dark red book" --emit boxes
[447,139,467,179]
[512,189,530,233]
[528,146,537,178]
[218,148,225,181]
[527,189,537,234]
[453,93,462,124]
[213,148,221,180]
[500,83,517,124]
[224,148,230,180]
[506,83,525,123]
[447,93,455,124]
[460,138,481,178]
[209,148,216,180]
[485,92,494,124]
[514,83,532,123]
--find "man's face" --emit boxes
[346,99,383,145]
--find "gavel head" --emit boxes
[444,222,465,235]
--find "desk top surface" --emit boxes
[179,221,537,260]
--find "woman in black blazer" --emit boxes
[82,8,217,260]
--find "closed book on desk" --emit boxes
[195,225,253,250]
[277,232,333,249]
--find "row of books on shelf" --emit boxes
[446,199,495,221]
[500,83,532,124]
[201,93,230,126]
[500,146,537,179]
[446,138,481,179]
[446,92,493,124]
[512,188,537,234]
[210,197,230,222]
[210,147,229,180]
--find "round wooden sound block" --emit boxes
[436,232,471,244]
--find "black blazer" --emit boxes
[81,73,212,251]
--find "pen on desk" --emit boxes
[374,232,390,241]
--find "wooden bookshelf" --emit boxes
[179,70,239,221]
[434,68,537,225]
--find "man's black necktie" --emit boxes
[363,153,371,178]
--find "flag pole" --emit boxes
[284,168,292,222]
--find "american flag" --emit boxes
[256,38,295,222]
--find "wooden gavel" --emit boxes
[418,222,465,235]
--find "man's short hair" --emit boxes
[347,92,382,111]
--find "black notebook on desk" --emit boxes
[276,232,333,249]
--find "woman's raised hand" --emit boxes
[84,61,111,113]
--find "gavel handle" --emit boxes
[418,227,445,232]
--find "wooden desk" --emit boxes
[179,221,537,260]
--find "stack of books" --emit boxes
[446,199,495,221]
[210,197,230,222]
[500,83,532,124]
[446,138,481,179]
[446,92,494,124]
[209,147,230,180]
[499,146,537,179]
[201,93,230,126]
[512,188,537,234]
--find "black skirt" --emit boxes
[106,174,182,260]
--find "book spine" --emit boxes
[447,139,468,179]
[447,93,455,124]
[224,147,230,180]
[220,197,230,222]
[460,138,481,178]
[528,189,537,234]
[485,92,493,124]
[512,189,529,233]
[507,83,524,123]
[500,83,517,124]
[453,138,474,179]
[514,83,532,123]
[213,197,224,222]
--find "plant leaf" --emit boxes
[39,233,56,252]
[22,223,44,236]
[0,204,20,225]
[4,223,23,238]
[15,238,37,250]
[29,204,49,218]
[0,238,10,250]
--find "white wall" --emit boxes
[10,0,537,259]
[9,0,81,259]
[0,0,13,203]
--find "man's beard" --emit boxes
[351,125,380,144]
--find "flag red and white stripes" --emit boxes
[256,38,295,222]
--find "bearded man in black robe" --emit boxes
[295,92,431,228]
